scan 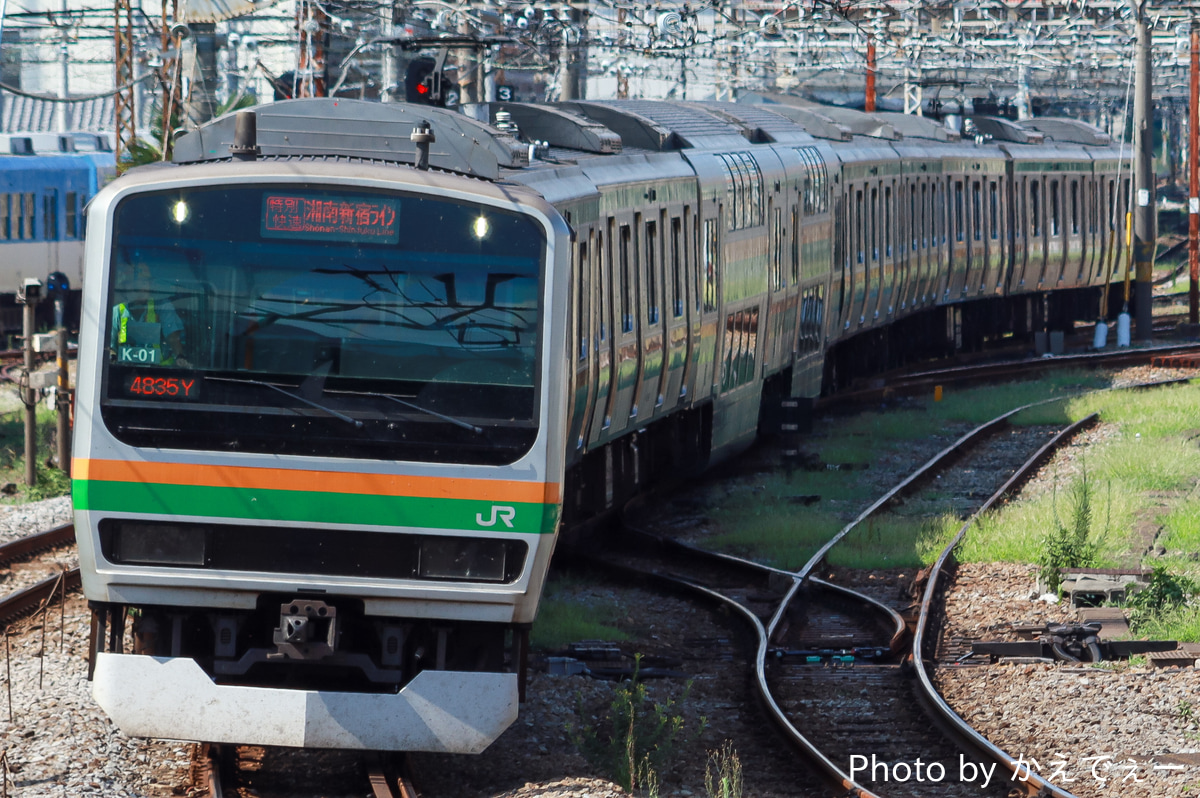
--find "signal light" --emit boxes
[405,56,446,106]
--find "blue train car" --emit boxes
[0,136,115,328]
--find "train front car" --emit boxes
[72,102,569,752]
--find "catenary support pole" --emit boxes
[1133,7,1156,340]
[1190,20,1199,326]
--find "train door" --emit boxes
[949,177,967,299]
[677,207,701,404]
[970,178,984,295]
[882,181,896,317]
[867,183,880,322]
[694,210,721,399]
[899,181,915,312]
[1070,177,1089,286]
[767,203,787,367]
[658,211,688,415]
[607,218,640,432]
[1084,178,1099,284]
[588,219,615,443]
[916,181,929,305]
[1047,177,1065,285]
[987,177,1005,294]
[634,212,665,421]
[567,229,595,454]
[851,186,865,325]
[1028,177,1047,288]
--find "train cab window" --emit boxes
[702,218,718,313]
[1030,182,1041,237]
[971,182,982,243]
[43,191,58,241]
[671,217,683,317]
[66,192,79,239]
[645,220,659,325]
[1050,180,1060,237]
[101,184,548,465]
[989,182,999,240]
[619,224,633,333]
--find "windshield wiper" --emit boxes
[207,376,364,429]
[327,389,483,433]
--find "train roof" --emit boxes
[166,98,1124,183]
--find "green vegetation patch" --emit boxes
[827,514,960,570]
[532,577,631,651]
[962,381,1200,569]
[0,405,72,503]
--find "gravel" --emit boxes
[6,361,1200,797]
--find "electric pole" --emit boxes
[1132,1,1156,341]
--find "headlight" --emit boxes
[418,538,508,582]
[112,522,208,566]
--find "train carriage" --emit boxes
[71,96,1129,754]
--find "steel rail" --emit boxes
[820,341,1200,409]
[906,415,1100,798]
[0,568,80,623]
[0,523,75,568]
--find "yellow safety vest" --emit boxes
[115,299,171,364]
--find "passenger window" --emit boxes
[619,224,633,333]
[577,242,588,360]
[43,191,58,241]
[1031,182,1042,238]
[702,218,718,313]
[670,217,683,317]
[954,181,965,243]
[990,182,999,240]
[1050,180,1060,237]
[66,192,79,239]
[645,220,659,324]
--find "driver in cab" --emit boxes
[110,256,190,367]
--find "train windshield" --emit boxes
[99,184,547,465]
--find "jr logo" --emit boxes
[476,505,516,528]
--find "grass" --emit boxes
[0,403,72,504]
[960,381,1200,569]
[701,371,1111,570]
[532,575,632,651]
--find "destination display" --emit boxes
[122,372,200,400]
[261,193,400,243]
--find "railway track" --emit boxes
[609,375,1196,798]
[195,743,422,797]
[824,339,1200,408]
[0,523,78,626]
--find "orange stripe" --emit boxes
[75,458,559,504]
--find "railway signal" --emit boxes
[404,56,448,106]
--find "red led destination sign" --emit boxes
[262,194,400,244]
[123,373,200,401]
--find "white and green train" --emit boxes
[72,98,1127,752]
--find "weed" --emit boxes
[569,655,705,795]
[704,742,743,798]
[1127,566,1199,632]
[1037,468,1104,595]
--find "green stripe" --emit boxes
[74,479,560,535]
